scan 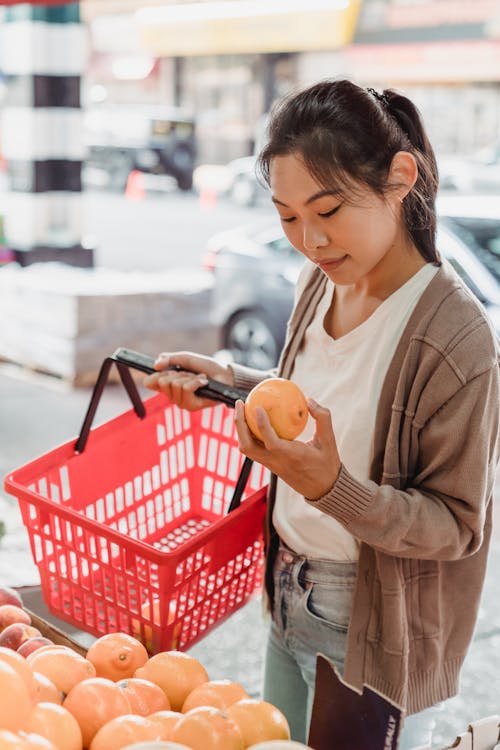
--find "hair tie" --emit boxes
[367,87,390,109]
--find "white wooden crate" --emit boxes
[0,263,218,385]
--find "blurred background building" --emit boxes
[80,0,500,161]
[1,0,500,267]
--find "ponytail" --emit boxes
[381,90,439,262]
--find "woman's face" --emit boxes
[269,152,408,288]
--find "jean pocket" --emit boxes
[303,579,354,632]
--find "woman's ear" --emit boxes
[389,151,418,200]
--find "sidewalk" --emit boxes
[0,363,499,748]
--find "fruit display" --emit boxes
[0,585,302,750]
[244,379,309,442]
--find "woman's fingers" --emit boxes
[160,371,208,405]
[143,350,235,411]
[235,400,268,452]
[154,351,198,371]
[234,399,253,443]
[308,398,335,448]
[154,351,233,385]
[143,369,210,409]
[253,406,281,448]
[235,396,341,499]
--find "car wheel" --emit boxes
[171,146,194,190]
[176,170,193,191]
[224,311,280,370]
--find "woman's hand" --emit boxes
[234,397,341,500]
[143,351,234,411]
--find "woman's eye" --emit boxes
[319,206,340,218]
[280,216,296,224]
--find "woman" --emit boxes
[144,79,500,749]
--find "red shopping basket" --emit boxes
[3,349,269,653]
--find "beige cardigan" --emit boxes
[231,260,500,714]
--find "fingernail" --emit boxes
[155,354,169,364]
[307,398,318,408]
[198,374,209,385]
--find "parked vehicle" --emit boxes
[225,156,268,206]
[193,155,268,207]
[438,144,500,193]
[205,195,500,369]
[83,106,196,192]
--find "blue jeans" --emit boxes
[262,543,442,749]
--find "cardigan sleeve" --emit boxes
[227,363,275,392]
[306,364,500,561]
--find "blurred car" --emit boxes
[225,156,268,206]
[205,195,500,369]
[83,106,196,192]
[193,155,268,207]
[438,144,500,193]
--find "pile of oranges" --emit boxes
[0,628,292,750]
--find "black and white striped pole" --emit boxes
[0,1,93,267]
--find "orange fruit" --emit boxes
[86,632,148,681]
[89,714,162,750]
[25,702,82,750]
[0,660,33,732]
[135,650,209,712]
[0,647,35,694]
[116,677,170,715]
[130,599,176,653]
[244,378,308,442]
[182,680,249,713]
[0,732,58,750]
[0,730,32,749]
[148,709,183,740]
[63,677,131,749]
[226,699,290,746]
[26,648,96,696]
[17,736,58,750]
[31,673,63,705]
[172,706,243,750]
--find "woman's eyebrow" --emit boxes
[271,196,288,208]
[305,189,338,205]
[271,190,338,208]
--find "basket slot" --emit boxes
[174,539,264,648]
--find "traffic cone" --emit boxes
[126,170,146,200]
[199,186,218,209]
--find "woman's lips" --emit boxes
[319,255,348,272]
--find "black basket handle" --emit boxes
[75,348,253,512]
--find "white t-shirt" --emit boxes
[273,263,439,561]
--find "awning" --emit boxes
[135,0,361,57]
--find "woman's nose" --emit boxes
[303,223,328,252]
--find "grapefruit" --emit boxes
[244,379,308,442]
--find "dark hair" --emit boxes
[258,79,440,263]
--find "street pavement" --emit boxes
[0,363,499,748]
